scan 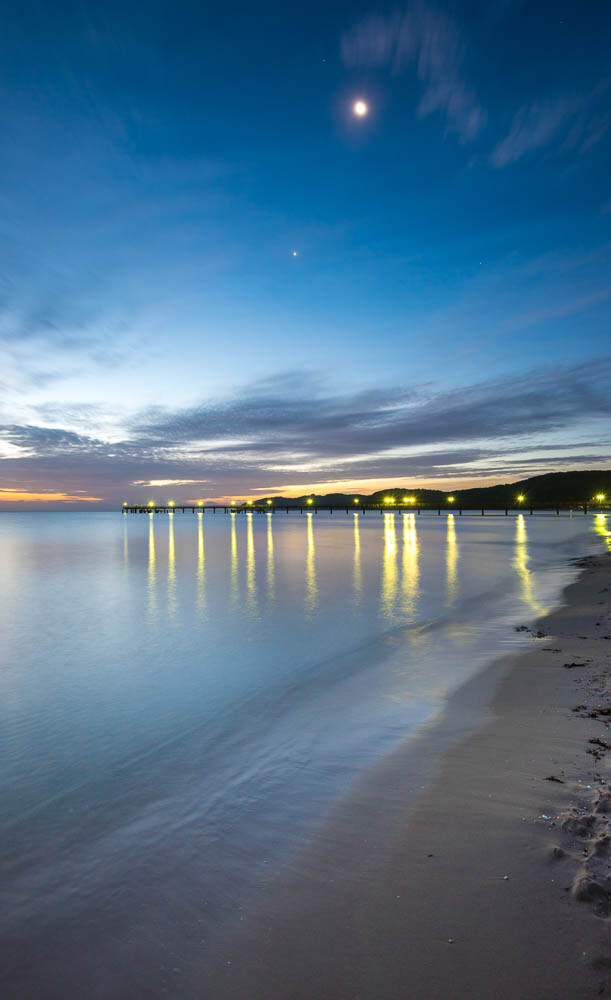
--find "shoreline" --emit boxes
[199,549,611,999]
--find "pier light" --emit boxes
[353,498,359,503]
[517,495,525,503]
[384,497,394,504]
[230,499,236,505]
[403,496,416,504]
[122,501,128,507]
[197,500,203,507]
[168,500,175,507]
[447,496,455,503]
[596,493,606,502]
[267,499,272,505]
[307,498,314,505]
[247,500,253,506]
[148,500,155,508]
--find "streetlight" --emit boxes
[168,500,175,508]
[384,497,394,504]
[307,498,314,505]
[595,493,606,503]
[247,500,253,506]
[447,496,455,503]
[267,499,272,505]
[517,495,525,503]
[197,500,203,507]
[148,500,155,508]
[353,498,359,504]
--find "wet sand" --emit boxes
[199,552,611,1000]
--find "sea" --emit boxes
[0,509,608,996]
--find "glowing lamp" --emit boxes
[596,494,606,502]
[517,495,525,502]
[447,496,455,503]
[354,498,359,503]
[197,500,203,506]
[307,498,314,505]
[122,501,128,506]
[148,501,155,507]
[247,500,253,506]
[168,501,175,507]
[267,499,272,505]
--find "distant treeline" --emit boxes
[257,470,611,508]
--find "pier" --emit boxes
[122,503,603,517]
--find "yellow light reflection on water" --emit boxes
[246,513,258,617]
[353,512,362,603]
[305,512,318,614]
[266,512,275,604]
[401,512,420,619]
[381,512,397,619]
[513,514,540,613]
[230,512,238,605]
[197,512,206,615]
[594,513,611,550]
[168,512,177,618]
[446,513,458,607]
[147,512,157,621]
[123,519,128,567]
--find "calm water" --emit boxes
[1,510,608,996]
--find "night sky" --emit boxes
[1,0,610,506]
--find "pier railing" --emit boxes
[121,503,606,517]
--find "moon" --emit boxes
[353,100,369,117]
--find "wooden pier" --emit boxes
[122,503,601,517]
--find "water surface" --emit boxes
[0,510,607,996]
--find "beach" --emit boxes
[198,549,611,1000]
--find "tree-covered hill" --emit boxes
[256,470,611,507]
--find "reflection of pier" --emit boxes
[123,503,596,516]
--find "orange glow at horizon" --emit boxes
[219,473,525,502]
[0,490,104,503]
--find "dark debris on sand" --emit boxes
[545,563,611,933]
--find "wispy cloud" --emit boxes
[341,1,484,142]
[1,359,610,504]
[491,86,611,167]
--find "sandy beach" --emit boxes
[198,549,611,1000]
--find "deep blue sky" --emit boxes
[1,0,610,504]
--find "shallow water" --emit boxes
[0,510,608,995]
